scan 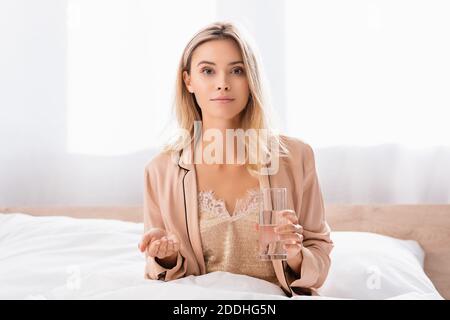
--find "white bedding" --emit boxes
[0,213,443,300]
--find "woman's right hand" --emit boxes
[138,227,180,260]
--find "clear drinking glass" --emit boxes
[258,187,288,260]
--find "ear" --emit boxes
[182,71,194,93]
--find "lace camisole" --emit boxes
[197,187,279,285]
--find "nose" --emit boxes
[217,83,230,91]
[216,74,230,91]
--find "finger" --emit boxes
[140,230,164,252]
[281,210,298,223]
[167,234,180,252]
[148,240,160,257]
[274,223,294,234]
[157,238,168,258]
[157,238,168,259]
[278,233,297,243]
[283,243,303,252]
[140,242,151,253]
[275,223,302,234]
[173,240,180,252]
[167,240,174,254]
[278,209,295,216]
[139,233,154,252]
[279,233,303,244]
[165,233,180,253]
[277,223,303,234]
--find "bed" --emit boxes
[0,204,448,300]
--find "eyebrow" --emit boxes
[196,60,244,67]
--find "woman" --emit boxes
[138,21,333,297]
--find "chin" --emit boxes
[208,106,246,119]
[216,109,245,118]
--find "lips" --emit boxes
[211,98,235,104]
[211,96,234,101]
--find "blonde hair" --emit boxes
[162,21,289,176]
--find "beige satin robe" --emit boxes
[143,135,334,297]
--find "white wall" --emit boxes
[0,0,151,205]
[1,0,449,206]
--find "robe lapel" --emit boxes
[178,143,206,275]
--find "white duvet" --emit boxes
[0,213,444,300]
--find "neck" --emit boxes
[194,118,247,167]
[201,116,242,134]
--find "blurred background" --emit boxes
[1,0,449,206]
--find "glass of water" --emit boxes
[258,187,288,260]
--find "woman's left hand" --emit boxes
[274,209,303,260]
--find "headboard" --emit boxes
[1,204,449,299]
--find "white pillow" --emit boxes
[318,231,443,299]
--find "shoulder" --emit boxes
[144,150,178,177]
[278,134,316,171]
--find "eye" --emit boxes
[233,67,244,75]
[201,68,213,75]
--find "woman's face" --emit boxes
[183,39,250,124]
